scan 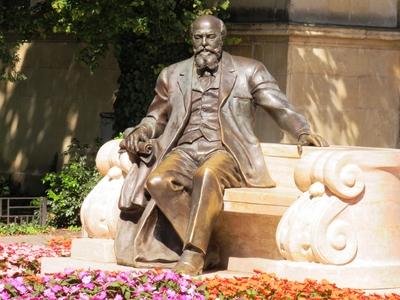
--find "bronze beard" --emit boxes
[194,47,222,74]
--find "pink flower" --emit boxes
[81,275,92,284]
[114,295,123,300]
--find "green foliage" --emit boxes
[42,139,101,228]
[0,0,231,130]
[114,132,124,139]
[0,223,51,236]
[67,225,82,232]
[0,175,11,197]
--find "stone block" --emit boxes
[229,0,289,22]
[289,0,329,23]
[71,238,116,263]
[358,75,398,110]
[349,0,371,24]
[288,44,369,77]
[253,44,264,62]
[366,48,398,77]
[368,0,398,27]
[289,0,398,27]
[327,0,351,23]
[224,45,252,58]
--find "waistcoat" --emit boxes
[177,69,221,145]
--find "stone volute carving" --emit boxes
[80,140,132,239]
[277,150,365,265]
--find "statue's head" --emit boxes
[190,15,226,74]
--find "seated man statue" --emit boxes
[117,15,327,275]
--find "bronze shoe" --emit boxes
[173,249,205,276]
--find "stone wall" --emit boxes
[289,0,398,27]
[227,24,400,147]
[0,40,119,194]
[230,0,398,28]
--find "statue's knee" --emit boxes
[145,173,165,196]
[146,172,182,197]
[194,167,217,183]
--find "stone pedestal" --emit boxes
[40,142,400,296]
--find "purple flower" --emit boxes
[165,270,179,281]
[64,268,75,275]
[83,282,95,290]
[51,284,62,293]
[93,291,107,300]
[43,288,56,299]
[114,294,123,300]
[167,289,177,298]
[79,292,90,300]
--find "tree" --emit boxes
[0,0,230,130]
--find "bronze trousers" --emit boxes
[145,148,243,254]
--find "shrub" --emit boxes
[0,223,51,236]
[42,139,101,228]
[0,174,11,197]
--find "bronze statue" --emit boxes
[116,15,327,275]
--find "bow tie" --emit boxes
[197,67,218,78]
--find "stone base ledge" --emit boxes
[71,238,116,263]
[40,257,250,279]
[40,257,138,275]
[228,257,400,293]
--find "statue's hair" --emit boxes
[190,15,227,39]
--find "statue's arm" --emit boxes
[249,62,311,139]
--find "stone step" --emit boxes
[223,187,301,216]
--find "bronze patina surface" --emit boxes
[116,15,327,275]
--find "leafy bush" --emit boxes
[1,1,230,130]
[0,223,51,236]
[0,174,11,197]
[42,139,101,228]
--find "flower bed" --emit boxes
[1,269,400,299]
[0,241,400,299]
[0,240,70,277]
[1,269,204,299]
[202,271,400,300]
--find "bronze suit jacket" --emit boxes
[115,52,312,267]
[135,51,310,188]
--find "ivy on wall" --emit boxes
[0,0,230,131]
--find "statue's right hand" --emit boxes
[121,126,150,154]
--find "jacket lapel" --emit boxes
[177,58,193,111]
[219,51,237,107]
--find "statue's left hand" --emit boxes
[297,133,329,155]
